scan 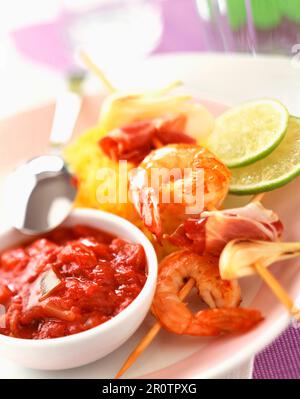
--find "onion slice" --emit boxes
[39,268,62,301]
[220,239,300,280]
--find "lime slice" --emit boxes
[206,99,289,168]
[230,116,300,194]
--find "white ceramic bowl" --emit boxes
[0,208,158,370]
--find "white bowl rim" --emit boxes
[0,208,158,347]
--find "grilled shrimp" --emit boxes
[129,144,230,240]
[152,250,263,336]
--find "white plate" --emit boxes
[104,52,300,115]
[0,53,300,379]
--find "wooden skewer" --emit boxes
[214,192,294,314]
[79,49,116,93]
[79,49,182,97]
[252,192,266,202]
[232,192,296,311]
[250,194,300,319]
[154,80,183,95]
[253,262,295,313]
[115,278,195,379]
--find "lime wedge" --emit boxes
[206,99,289,168]
[230,116,300,194]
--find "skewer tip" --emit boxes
[291,306,300,322]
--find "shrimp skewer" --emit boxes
[152,250,262,336]
[79,50,116,92]
[115,251,261,378]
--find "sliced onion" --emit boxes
[26,268,62,309]
[39,268,62,301]
[41,302,77,322]
[220,239,300,280]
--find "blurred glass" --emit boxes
[196,0,300,54]
[65,0,163,69]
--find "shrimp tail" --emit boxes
[138,187,162,241]
[185,308,263,336]
[130,167,163,240]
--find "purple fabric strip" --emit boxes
[254,325,300,379]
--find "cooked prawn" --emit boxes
[129,144,231,240]
[152,250,263,336]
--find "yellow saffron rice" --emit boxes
[65,126,137,222]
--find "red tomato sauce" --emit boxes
[0,225,147,339]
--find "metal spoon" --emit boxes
[3,92,81,235]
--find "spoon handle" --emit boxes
[49,92,82,153]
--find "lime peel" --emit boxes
[206,99,289,168]
[229,116,300,195]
